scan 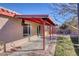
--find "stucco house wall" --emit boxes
[0,15,23,43]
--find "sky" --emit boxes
[0,3,76,25]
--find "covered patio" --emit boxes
[0,7,56,53]
[15,15,56,50]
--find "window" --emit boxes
[23,24,30,36]
[37,25,41,36]
[22,20,31,36]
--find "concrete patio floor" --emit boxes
[0,35,57,56]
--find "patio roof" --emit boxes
[15,15,55,25]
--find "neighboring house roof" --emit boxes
[0,7,56,26]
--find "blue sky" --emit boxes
[0,3,75,25]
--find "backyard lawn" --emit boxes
[54,36,77,56]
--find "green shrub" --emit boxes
[54,36,77,56]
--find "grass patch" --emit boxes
[54,36,77,56]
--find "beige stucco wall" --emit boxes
[24,20,50,36]
[45,25,50,36]
[24,20,40,36]
[0,15,23,43]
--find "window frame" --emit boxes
[22,20,31,37]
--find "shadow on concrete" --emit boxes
[16,48,43,52]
